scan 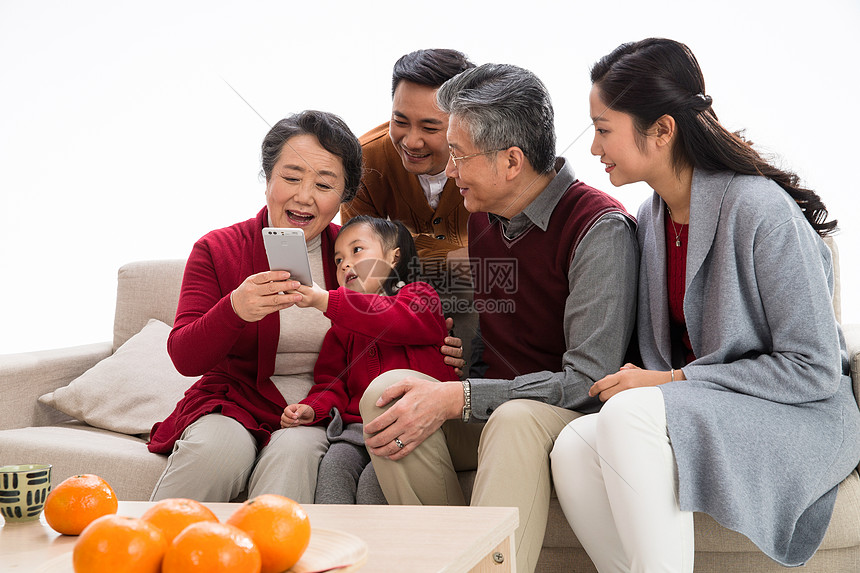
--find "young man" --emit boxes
[360,64,639,573]
[341,49,477,365]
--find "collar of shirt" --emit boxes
[417,170,449,210]
[489,157,575,240]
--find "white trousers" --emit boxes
[550,387,694,573]
[150,413,328,503]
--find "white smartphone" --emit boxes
[262,227,314,286]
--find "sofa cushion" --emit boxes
[38,319,196,435]
[823,236,841,324]
[693,470,860,552]
[458,469,860,555]
[0,421,167,501]
[113,259,185,350]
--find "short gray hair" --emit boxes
[436,63,556,174]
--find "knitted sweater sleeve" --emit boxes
[167,239,249,376]
[325,283,447,345]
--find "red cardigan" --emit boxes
[147,207,339,454]
[300,282,458,425]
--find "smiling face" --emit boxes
[265,134,345,242]
[588,85,658,188]
[333,223,399,295]
[389,81,451,176]
[444,114,507,214]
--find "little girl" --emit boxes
[281,215,457,504]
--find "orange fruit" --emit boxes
[44,474,118,535]
[140,497,219,543]
[226,494,311,573]
[73,514,166,573]
[162,521,262,573]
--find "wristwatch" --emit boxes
[461,379,472,423]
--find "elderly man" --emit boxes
[341,49,477,365]
[360,64,638,573]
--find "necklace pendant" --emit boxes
[675,239,681,247]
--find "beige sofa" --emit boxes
[2,252,859,572]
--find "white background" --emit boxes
[1,0,858,354]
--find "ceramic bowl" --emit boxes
[0,464,52,523]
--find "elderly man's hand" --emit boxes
[364,376,464,461]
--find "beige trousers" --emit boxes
[360,370,581,573]
[150,413,328,503]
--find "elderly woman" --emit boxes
[148,110,461,503]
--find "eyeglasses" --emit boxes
[448,148,506,167]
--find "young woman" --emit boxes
[281,215,457,504]
[550,38,860,571]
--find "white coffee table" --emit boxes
[1,501,518,572]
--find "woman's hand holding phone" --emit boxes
[230,270,302,322]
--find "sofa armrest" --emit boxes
[845,323,860,405]
[0,342,112,430]
[845,323,860,473]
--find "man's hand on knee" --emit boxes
[364,376,463,461]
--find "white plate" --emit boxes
[37,527,368,572]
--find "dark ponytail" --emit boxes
[339,215,420,295]
[591,38,836,236]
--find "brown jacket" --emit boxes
[340,122,469,265]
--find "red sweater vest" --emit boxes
[469,181,629,379]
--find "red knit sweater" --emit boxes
[300,282,457,425]
[664,212,695,364]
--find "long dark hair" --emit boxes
[591,38,835,236]
[339,215,420,295]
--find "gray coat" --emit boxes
[637,169,860,566]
